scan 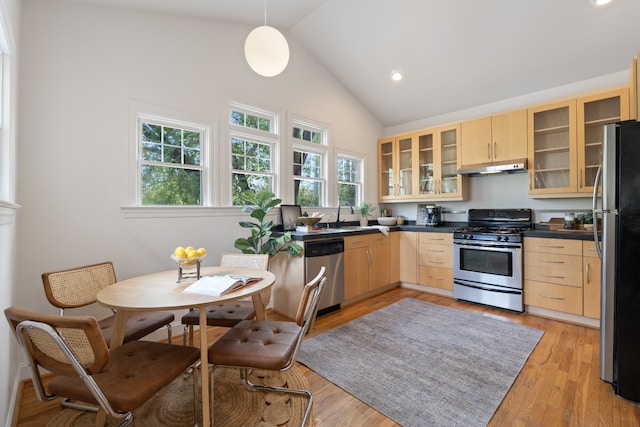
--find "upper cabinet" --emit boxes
[378,125,467,202]
[576,88,629,194]
[378,133,418,201]
[528,87,629,197]
[460,110,527,167]
[527,100,577,195]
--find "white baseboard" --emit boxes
[6,362,30,427]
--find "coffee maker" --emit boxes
[416,204,442,226]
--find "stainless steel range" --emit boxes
[453,208,533,312]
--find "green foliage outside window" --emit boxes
[140,122,203,205]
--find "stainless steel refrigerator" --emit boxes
[594,120,640,403]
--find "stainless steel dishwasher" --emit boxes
[304,238,344,315]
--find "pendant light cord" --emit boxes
[263,0,267,26]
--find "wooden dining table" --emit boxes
[96,265,276,427]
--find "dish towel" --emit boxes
[372,225,390,236]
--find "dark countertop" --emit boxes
[276,222,595,241]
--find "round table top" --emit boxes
[97,266,275,311]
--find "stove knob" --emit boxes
[503,235,509,242]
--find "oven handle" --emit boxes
[453,241,521,250]
[454,280,521,295]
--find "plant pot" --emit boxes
[360,218,369,227]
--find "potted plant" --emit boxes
[234,190,302,257]
[356,201,376,226]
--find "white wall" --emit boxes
[15,2,383,322]
[0,0,20,422]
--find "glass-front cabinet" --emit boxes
[528,101,577,195]
[528,87,629,197]
[379,125,466,201]
[577,88,629,193]
[378,134,417,200]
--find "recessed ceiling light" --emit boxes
[391,70,403,81]
[590,0,612,6]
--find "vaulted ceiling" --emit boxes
[57,0,640,127]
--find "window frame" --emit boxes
[336,150,366,208]
[288,116,330,208]
[125,99,213,211]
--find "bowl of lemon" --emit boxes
[171,246,207,270]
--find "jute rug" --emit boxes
[46,366,314,426]
[297,298,544,427]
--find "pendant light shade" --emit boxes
[244,25,290,77]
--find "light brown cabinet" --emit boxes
[378,125,467,202]
[460,110,527,167]
[344,234,391,300]
[418,232,453,290]
[391,231,417,284]
[528,88,629,197]
[583,241,601,319]
[524,237,583,315]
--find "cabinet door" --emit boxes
[492,109,527,163]
[528,101,577,195]
[583,241,601,319]
[417,130,436,196]
[369,235,390,290]
[397,135,415,197]
[378,137,395,200]
[577,88,629,193]
[461,117,492,166]
[344,238,370,300]
[398,232,418,283]
[436,124,463,198]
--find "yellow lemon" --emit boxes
[185,246,195,254]
[174,247,187,258]
[197,248,207,256]
[187,249,200,258]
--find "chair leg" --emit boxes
[95,408,107,427]
[61,397,98,412]
[190,363,200,427]
[166,323,172,344]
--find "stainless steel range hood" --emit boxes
[457,159,527,176]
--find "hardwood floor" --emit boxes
[13,287,640,426]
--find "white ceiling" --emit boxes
[56,0,640,127]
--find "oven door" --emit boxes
[453,240,522,289]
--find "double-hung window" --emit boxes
[291,120,327,207]
[229,104,277,205]
[138,118,207,206]
[337,154,363,207]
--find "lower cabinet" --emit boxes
[344,234,391,300]
[524,237,601,319]
[583,240,601,319]
[418,232,453,290]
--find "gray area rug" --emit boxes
[297,298,544,427]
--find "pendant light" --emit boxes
[244,0,290,77]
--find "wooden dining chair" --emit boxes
[181,253,269,346]
[4,306,200,427]
[206,266,326,427]
[42,261,175,346]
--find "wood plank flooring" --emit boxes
[13,287,640,426]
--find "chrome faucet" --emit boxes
[335,201,354,228]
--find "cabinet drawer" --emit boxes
[524,280,583,315]
[369,234,390,246]
[344,235,370,250]
[524,237,582,256]
[419,245,453,268]
[419,232,452,245]
[524,251,582,271]
[419,266,453,290]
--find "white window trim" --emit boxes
[225,99,283,206]
[123,98,215,210]
[287,115,330,207]
[336,148,367,207]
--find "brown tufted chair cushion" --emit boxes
[208,320,304,370]
[181,302,256,329]
[48,340,200,412]
[98,311,175,344]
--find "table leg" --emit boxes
[200,308,210,427]
[252,294,267,320]
[109,311,128,350]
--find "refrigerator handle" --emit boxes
[592,165,603,259]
